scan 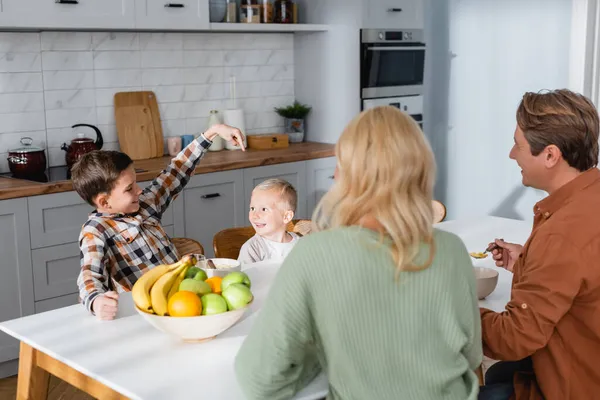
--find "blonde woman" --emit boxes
[235,106,482,399]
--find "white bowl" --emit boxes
[202,258,242,278]
[135,302,250,342]
[474,267,499,299]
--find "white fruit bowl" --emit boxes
[474,267,499,299]
[135,301,251,342]
[202,258,242,278]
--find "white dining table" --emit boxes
[0,215,532,400]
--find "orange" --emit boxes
[167,291,202,317]
[205,276,223,294]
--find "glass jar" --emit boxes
[261,0,273,23]
[274,0,293,23]
[240,0,261,23]
[206,110,225,151]
[225,0,237,23]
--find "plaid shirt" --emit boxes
[77,136,212,313]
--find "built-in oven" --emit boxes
[360,29,426,99]
[362,95,423,130]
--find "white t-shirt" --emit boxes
[238,232,300,265]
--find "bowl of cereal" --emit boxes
[202,258,242,278]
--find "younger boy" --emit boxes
[238,178,301,265]
[73,124,244,320]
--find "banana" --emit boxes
[132,264,170,312]
[168,267,187,301]
[132,255,196,313]
[150,255,196,316]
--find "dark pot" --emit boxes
[7,137,47,179]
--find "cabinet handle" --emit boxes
[165,3,185,7]
[387,8,403,12]
[201,193,221,199]
[55,0,79,4]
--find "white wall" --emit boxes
[0,31,295,173]
[426,0,574,222]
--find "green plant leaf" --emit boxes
[274,100,312,119]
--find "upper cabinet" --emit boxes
[363,0,424,30]
[0,0,136,29]
[134,0,209,30]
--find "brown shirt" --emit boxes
[480,168,600,400]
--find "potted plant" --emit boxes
[274,101,312,143]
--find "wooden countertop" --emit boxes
[0,142,335,200]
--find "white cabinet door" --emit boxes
[135,0,210,30]
[306,157,336,218]
[182,170,245,258]
[243,161,308,219]
[31,243,80,301]
[0,199,34,364]
[363,0,424,30]
[0,0,136,29]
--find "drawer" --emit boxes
[32,243,80,301]
[135,0,209,30]
[28,192,93,249]
[35,293,79,314]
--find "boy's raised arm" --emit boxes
[139,134,212,219]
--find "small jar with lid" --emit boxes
[240,0,261,23]
[225,0,237,23]
[206,110,225,151]
[274,0,293,23]
[261,0,273,23]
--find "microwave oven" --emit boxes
[360,29,426,99]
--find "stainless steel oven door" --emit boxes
[361,38,425,99]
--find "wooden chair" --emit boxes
[213,219,311,259]
[172,237,205,256]
[432,200,446,224]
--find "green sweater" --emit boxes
[235,227,482,400]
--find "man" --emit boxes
[479,89,600,400]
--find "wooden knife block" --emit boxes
[247,134,289,150]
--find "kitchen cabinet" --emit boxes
[179,170,245,258]
[0,0,135,30]
[0,199,34,366]
[306,157,336,217]
[242,162,308,219]
[35,293,79,314]
[28,192,93,249]
[362,0,424,30]
[135,0,210,30]
[31,243,80,301]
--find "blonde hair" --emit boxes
[254,178,298,212]
[313,106,436,274]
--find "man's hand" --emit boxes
[205,124,245,151]
[91,291,119,320]
[490,239,523,273]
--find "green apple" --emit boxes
[201,293,228,315]
[193,269,208,282]
[185,266,202,280]
[222,283,253,311]
[179,278,211,296]
[221,271,251,291]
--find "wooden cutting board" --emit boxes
[114,91,164,160]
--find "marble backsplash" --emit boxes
[0,31,295,172]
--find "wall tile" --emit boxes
[0,72,43,93]
[139,33,183,50]
[0,53,41,73]
[42,51,93,71]
[0,33,41,53]
[44,89,96,110]
[95,87,141,107]
[46,107,97,129]
[92,32,139,51]
[93,51,141,70]
[0,93,45,114]
[0,112,46,134]
[141,51,184,68]
[95,69,142,88]
[43,70,95,90]
[41,32,93,51]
